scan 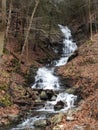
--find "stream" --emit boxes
[11,25,77,130]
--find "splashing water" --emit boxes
[32,67,60,90]
[56,24,77,66]
[37,92,77,113]
[11,115,46,130]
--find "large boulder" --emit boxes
[54,101,65,111]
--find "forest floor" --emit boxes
[0,33,98,129]
[56,34,98,130]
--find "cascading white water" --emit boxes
[11,25,77,130]
[11,115,46,130]
[32,24,77,111]
[32,25,77,90]
[32,67,60,90]
[37,92,77,113]
[56,24,77,66]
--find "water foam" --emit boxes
[32,67,60,90]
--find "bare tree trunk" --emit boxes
[2,0,6,29]
[0,0,6,63]
[20,0,40,63]
[94,0,97,33]
[88,0,93,41]
[6,0,12,39]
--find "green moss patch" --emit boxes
[0,94,12,106]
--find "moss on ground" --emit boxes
[0,94,12,106]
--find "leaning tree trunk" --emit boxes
[20,0,40,63]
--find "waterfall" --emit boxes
[31,24,77,112]
[32,25,77,90]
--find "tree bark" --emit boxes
[20,0,40,63]
[88,0,93,40]
[6,0,12,39]
[0,0,6,63]
[94,0,97,33]
[2,0,6,29]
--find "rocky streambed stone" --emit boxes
[66,115,74,121]
[40,91,48,100]
[65,88,76,94]
[54,101,65,111]
[7,114,19,122]
[51,95,57,101]
[34,119,47,127]
[53,125,65,130]
[50,113,64,125]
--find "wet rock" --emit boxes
[68,50,78,62]
[40,91,48,100]
[34,119,47,127]
[26,65,38,85]
[54,101,65,111]
[46,90,54,100]
[65,88,76,94]
[53,125,64,130]
[50,113,63,125]
[7,114,19,122]
[51,95,57,101]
